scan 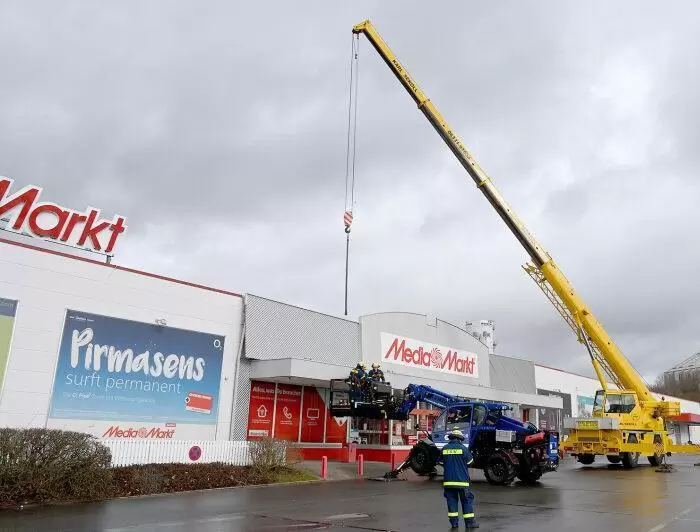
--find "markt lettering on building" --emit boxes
[0,177,127,253]
[381,332,479,378]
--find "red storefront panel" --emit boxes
[325,407,348,443]
[274,383,302,441]
[301,386,326,443]
[247,380,275,440]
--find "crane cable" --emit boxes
[344,34,360,234]
[343,34,360,316]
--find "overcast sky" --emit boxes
[2,1,699,381]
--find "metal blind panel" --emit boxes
[244,294,360,365]
[231,357,252,440]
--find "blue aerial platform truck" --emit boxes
[329,380,560,485]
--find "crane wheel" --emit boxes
[621,452,640,469]
[606,455,622,464]
[577,454,595,465]
[647,453,664,467]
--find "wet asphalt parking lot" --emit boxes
[1,456,698,532]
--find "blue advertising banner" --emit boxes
[577,395,595,417]
[48,310,225,433]
[0,297,19,399]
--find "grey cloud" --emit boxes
[2,0,699,380]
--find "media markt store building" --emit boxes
[233,295,563,462]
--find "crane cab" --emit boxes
[592,390,639,417]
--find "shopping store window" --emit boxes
[351,417,389,445]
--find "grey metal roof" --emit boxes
[667,352,700,372]
[244,293,360,366]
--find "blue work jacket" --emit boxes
[438,439,474,488]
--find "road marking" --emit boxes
[647,503,700,532]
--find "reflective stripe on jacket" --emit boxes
[438,440,473,487]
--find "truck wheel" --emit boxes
[606,455,621,464]
[647,453,663,467]
[484,455,515,486]
[621,452,639,469]
[409,444,435,476]
[516,470,542,485]
[577,454,595,465]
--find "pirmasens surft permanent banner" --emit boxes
[47,310,225,440]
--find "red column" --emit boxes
[321,456,328,479]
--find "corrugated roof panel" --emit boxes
[667,352,700,371]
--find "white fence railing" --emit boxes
[103,439,252,467]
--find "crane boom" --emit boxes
[352,20,655,404]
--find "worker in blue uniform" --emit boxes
[438,428,478,529]
[368,362,385,382]
[348,362,367,402]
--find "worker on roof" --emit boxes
[438,428,478,529]
[368,362,385,382]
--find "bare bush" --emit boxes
[249,437,293,482]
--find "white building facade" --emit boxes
[2,235,696,461]
[0,237,244,441]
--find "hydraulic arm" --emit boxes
[352,19,699,462]
[397,384,468,415]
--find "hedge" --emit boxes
[0,428,113,505]
[0,428,313,508]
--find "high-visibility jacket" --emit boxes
[438,439,473,488]
[350,367,365,381]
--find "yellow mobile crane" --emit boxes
[351,20,700,468]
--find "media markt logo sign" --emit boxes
[102,425,175,439]
[0,177,127,254]
[380,332,479,378]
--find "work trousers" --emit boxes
[444,487,475,526]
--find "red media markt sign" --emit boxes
[0,177,127,254]
[380,332,479,378]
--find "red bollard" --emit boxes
[358,454,364,476]
[321,456,328,480]
[390,452,397,471]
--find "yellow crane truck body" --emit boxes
[352,19,700,467]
